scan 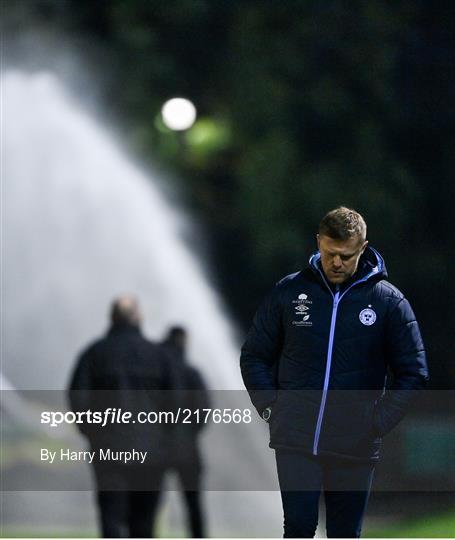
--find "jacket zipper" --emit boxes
[313,289,339,455]
[312,266,378,455]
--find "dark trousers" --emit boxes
[180,490,204,538]
[152,464,206,538]
[95,465,205,537]
[97,490,161,538]
[176,463,205,538]
[275,450,375,538]
[94,464,165,538]
[150,488,205,538]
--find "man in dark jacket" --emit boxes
[69,295,178,538]
[160,326,209,538]
[240,207,429,538]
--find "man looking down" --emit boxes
[240,207,428,538]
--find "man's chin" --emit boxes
[328,273,346,283]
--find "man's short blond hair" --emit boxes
[319,207,367,242]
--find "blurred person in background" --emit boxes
[241,207,429,538]
[69,295,179,538]
[158,326,210,538]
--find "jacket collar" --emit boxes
[108,322,141,337]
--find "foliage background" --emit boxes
[4,0,454,385]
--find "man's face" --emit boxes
[317,234,368,284]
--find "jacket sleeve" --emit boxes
[240,285,283,416]
[373,296,429,436]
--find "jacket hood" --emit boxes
[309,245,387,285]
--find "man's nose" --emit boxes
[333,255,342,268]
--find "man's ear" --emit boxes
[361,240,369,254]
[316,234,320,250]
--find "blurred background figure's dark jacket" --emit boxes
[161,340,210,473]
[68,322,181,467]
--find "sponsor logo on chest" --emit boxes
[292,293,313,326]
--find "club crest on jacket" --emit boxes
[359,307,376,326]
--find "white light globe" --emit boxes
[161,98,197,131]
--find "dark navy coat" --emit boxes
[68,323,181,464]
[240,247,428,461]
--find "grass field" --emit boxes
[366,510,455,538]
[2,511,455,538]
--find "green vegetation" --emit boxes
[4,1,454,382]
[4,512,455,538]
[366,510,455,538]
